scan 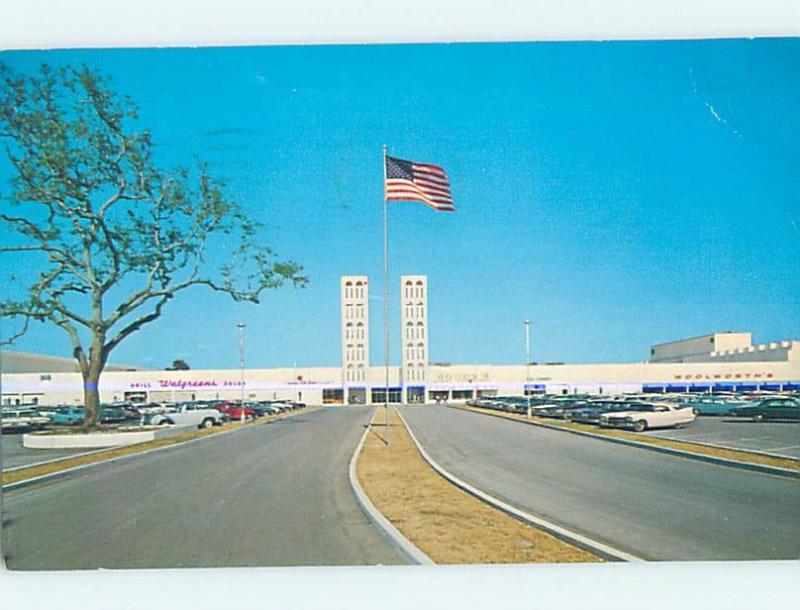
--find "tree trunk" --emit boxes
[82,368,102,430]
[81,334,108,430]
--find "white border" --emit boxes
[1,2,799,610]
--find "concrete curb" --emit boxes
[396,409,643,563]
[2,407,319,492]
[445,405,800,481]
[347,408,435,566]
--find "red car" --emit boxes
[217,403,258,421]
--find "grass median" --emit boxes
[357,408,599,564]
[454,404,800,473]
[2,406,317,487]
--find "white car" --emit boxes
[1,408,51,430]
[147,403,223,429]
[599,402,696,432]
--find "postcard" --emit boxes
[1,38,798,571]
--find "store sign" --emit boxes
[129,379,245,390]
[434,372,490,382]
[672,372,774,381]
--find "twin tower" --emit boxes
[340,274,429,386]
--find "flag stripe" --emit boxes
[386,188,451,207]
[386,179,452,200]
[387,195,454,211]
[385,181,453,204]
[384,154,454,212]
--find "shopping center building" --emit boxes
[2,276,799,406]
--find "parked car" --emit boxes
[599,402,696,432]
[729,397,800,422]
[681,395,749,416]
[51,406,129,425]
[147,403,224,428]
[567,401,639,425]
[51,407,86,425]
[1,409,35,432]
[98,406,128,423]
[1,408,51,430]
[218,403,258,421]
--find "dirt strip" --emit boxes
[357,408,599,564]
[2,406,318,486]
[454,404,800,472]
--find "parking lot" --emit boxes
[1,434,95,471]
[645,417,800,459]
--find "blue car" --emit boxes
[51,406,128,425]
[682,396,749,416]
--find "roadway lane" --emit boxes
[2,407,405,569]
[1,434,96,470]
[401,406,800,561]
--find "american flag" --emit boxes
[384,155,454,212]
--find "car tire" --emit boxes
[633,420,648,433]
[160,418,173,426]
[199,418,214,429]
[753,414,764,423]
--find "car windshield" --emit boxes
[621,403,655,412]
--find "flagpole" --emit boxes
[382,143,390,446]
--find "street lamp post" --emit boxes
[525,320,531,419]
[237,322,246,424]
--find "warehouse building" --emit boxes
[2,275,799,406]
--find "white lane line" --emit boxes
[734,437,774,442]
[396,409,644,563]
[764,445,800,453]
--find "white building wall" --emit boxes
[4,358,798,407]
[340,275,370,385]
[400,275,428,386]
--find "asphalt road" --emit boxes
[645,417,800,459]
[1,434,96,470]
[2,406,404,570]
[401,406,800,561]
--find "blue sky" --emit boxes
[1,39,798,369]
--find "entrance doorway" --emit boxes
[429,390,449,404]
[406,387,425,404]
[347,388,367,404]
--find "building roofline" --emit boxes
[650,331,749,349]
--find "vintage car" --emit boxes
[567,401,642,425]
[681,395,749,416]
[729,397,800,422]
[1,408,51,430]
[51,406,134,425]
[599,402,696,432]
[147,403,224,428]
[217,403,258,421]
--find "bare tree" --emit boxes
[0,64,306,428]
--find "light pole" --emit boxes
[525,320,531,419]
[237,322,246,424]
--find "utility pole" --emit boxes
[237,322,246,424]
[525,320,532,419]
